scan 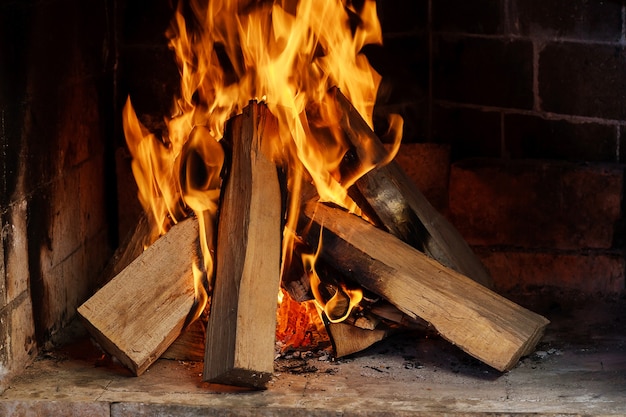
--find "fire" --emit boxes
[122,0,401,346]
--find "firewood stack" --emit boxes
[78,89,549,389]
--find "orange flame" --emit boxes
[122,0,402,334]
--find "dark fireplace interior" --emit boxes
[1,0,625,414]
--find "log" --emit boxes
[301,202,549,371]
[95,212,206,362]
[77,217,199,376]
[325,321,388,358]
[332,88,494,289]
[203,101,282,389]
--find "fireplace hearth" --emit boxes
[1,0,625,415]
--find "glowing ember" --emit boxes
[122,0,402,346]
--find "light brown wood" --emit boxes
[77,217,199,376]
[301,202,549,371]
[325,321,388,358]
[162,318,206,361]
[203,101,282,389]
[96,211,207,362]
[332,88,494,289]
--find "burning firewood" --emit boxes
[332,88,494,289]
[77,217,199,376]
[203,101,283,389]
[300,201,549,372]
[325,321,389,358]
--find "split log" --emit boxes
[203,101,282,389]
[95,212,206,362]
[77,217,199,376]
[325,321,388,358]
[301,202,549,371]
[332,88,494,289]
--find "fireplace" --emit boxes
[1,0,625,415]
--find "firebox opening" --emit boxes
[1,0,625,413]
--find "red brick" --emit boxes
[392,142,451,212]
[478,249,625,294]
[449,159,623,250]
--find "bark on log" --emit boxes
[203,101,282,389]
[301,202,549,372]
[77,217,199,376]
[332,88,494,289]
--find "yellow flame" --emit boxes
[305,218,363,323]
[122,0,398,327]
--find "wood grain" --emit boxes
[301,202,549,371]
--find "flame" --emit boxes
[122,0,402,335]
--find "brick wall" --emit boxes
[376,0,626,294]
[0,0,116,392]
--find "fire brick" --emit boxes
[478,250,626,294]
[392,142,451,212]
[504,113,618,162]
[432,36,534,109]
[516,0,623,42]
[448,158,623,250]
[432,105,501,161]
[539,42,626,120]
[432,0,503,35]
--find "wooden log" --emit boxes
[203,101,282,389]
[95,212,206,362]
[300,202,549,372]
[162,317,206,361]
[332,88,494,289]
[325,321,388,358]
[77,217,199,376]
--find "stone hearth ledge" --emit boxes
[1,295,625,416]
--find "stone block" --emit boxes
[115,146,143,242]
[433,35,534,109]
[392,142,451,212]
[0,105,26,208]
[9,296,36,370]
[539,42,626,120]
[433,0,504,35]
[619,125,626,164]
[80,157,108,242]
[49,171,82,268]
[449,159,623,250]
[517,0,623,42]
[0,309,8,392]
[504,113,619,162]
[0,295,36,393]
[478,249,625,294]
[432,105,501,160]
[4,199,29,304]
[0,401,110,417]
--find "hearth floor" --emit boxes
[1,293,625,416]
